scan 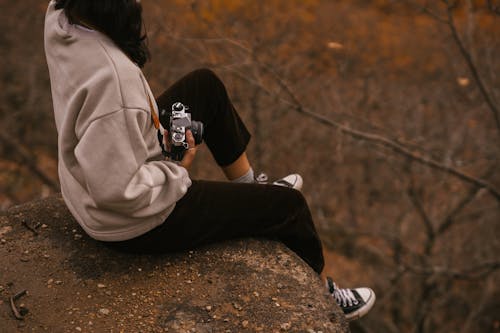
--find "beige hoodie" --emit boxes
[44,1,192,241]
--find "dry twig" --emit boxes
[9,289,27,320]
[21,220,40,235]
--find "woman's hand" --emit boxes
[163,129,197,170]
[180,130,197,170]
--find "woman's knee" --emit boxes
[192,68,223,86]
[274,187,310,213]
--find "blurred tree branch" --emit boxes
[436,167,495,235]
[410,0,500,134]
[155,13,499,329]
[443,0,500,134]
[402,261,500,280]
[487,0,500,15]
[406,179,437,333]
[407,186,435,250]
[167,30,500,201]
[252,62,500,201]
[0,132,58,191]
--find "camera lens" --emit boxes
[172,132,184,142]
[191,121,204,145]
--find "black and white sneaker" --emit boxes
[255,173,303,191]
[326,277,376,321]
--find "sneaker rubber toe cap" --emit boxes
[273,174,303,190]
[348,287,376,321]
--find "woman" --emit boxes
[44,0,375,321]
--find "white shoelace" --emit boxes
[332,283,359,308]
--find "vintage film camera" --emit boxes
[159,102,204,161]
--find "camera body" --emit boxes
[159,102,204,161]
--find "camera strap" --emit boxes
[147,93,161,130]
[147,93,169,157]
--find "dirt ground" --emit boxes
[0,195,348,333]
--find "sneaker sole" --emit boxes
[345,288,376,321]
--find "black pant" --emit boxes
[110,69,325,274]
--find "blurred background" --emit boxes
[1,0,499,332]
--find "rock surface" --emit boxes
[0,195,349,332]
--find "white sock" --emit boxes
[231,167,255,183]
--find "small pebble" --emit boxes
[75,327,82,332]
[0,226,13,235]
[41,224,48,228]
[47,279,54,285]
[97,283,106,288]
[55,280,63,285]
[99,308,110,315]
[1,239,6,244]
[242,320,249,328]
[205,305,212,311]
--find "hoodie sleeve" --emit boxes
[74,108,191,217]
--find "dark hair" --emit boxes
[55,0,150,67]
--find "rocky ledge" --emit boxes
[0,195,348,332]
